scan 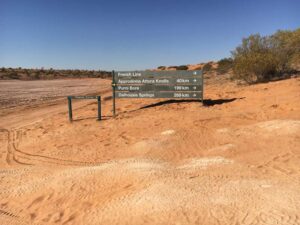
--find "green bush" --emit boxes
[232,33,279,83]
[270,29,300,71]
[0,67,112,80]
[157,66,166,70]
[233,50,279,83]
[31,71,40,79]
[176,65,188,70]
[7,71,19,79]
[217,58,233,74]
[232,29,300,83]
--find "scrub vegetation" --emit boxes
[232,28,300,83]
[0,67,112,80]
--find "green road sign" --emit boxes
[115,70,202,78]
[115,77,202,85]
[116,84,202,92]
[111,70,204,116]
[115,92,202,99]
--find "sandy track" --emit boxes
[0,76,300,224]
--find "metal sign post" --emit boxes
[68,96,73,121]
[201,72,204,103]
[97,96,101,121]
[112,70,116,117]
[111,70,203,116]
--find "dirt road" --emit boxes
[0,76,300,225]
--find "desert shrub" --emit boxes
[202,63,212,73]
[34,73,40,79]
[157,66,166,70]
[232,34,280,83]
[233,51,279,83]
[176,65,188,70]
[7,71,19,79]
[73,69,81,76]
[46,68,53,75]
[232,29,300,83]
[24,69,30,77]
[31,71,40,79]
[270,29,300,71]
[217,58,233,74]
[0,67,112,80]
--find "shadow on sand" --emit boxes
[139,98,244,110]
[70,98,244,121]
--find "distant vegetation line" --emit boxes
[0,68,112,80]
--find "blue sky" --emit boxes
[0,0,299,70]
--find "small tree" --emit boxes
[232,34,280,83]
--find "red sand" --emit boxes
[0,76,300,225]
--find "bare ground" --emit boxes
[0,79,111,117]
[0,76,300,225]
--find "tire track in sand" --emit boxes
[0,207,31,225]
[3,129,107,166]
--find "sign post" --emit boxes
[112,70,116,117]
[68,96,73,122]
[97,96,101,121]
[111,70,203,115]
